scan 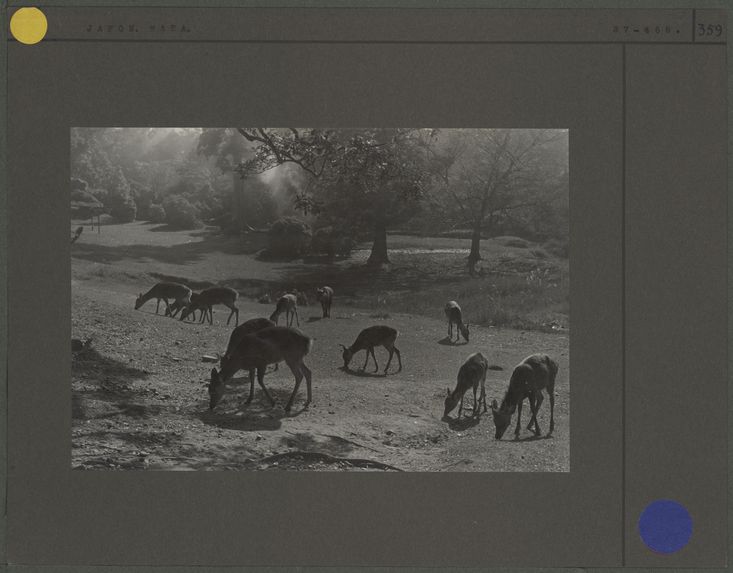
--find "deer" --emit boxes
[270,293,299,327]
[443,352,489,420]
[490,354,558,440]
[134,282,192,316]
[444,301,470,343]
[316,286,333,318]
[208,326,313,412]
[340,325,402,374]
[180,287,239,326]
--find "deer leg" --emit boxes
[393,346,402,372]
[458,392,464,418]
[472,384,478,416]
[370,347,379,372]
[294,308,300,327]
[284,360,304,412]
[480,375,488,414]
[532,392,544,435]
[300,362,312,407]
[548,387,555,435]
[384,345,394,373]
[526,393,537,430]
[155,299,161,314]
[245,368,256,404]
[362,349,370,371]
[515,399,523,438]
[256,367,275,406]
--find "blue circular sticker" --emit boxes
[638,499,693,554]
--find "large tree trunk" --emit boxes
[467,225,482,275]
[367,222,390,265]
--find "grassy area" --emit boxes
[71,221,568,332]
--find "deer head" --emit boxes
[490,398,513,440]
[208,368,226,410]
[339,344,353,369]
[443,387,458,419]
[134,293,144,310]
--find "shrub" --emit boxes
[494,236,530,248]
[543,237,569,258]
[311,226,356,258]
[267,217,312,258]
[109,196,137,223]
[163,196,200,229]
[148,204,166,224]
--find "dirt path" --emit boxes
[72,276,570,472]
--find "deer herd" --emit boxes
[133,282,558,439]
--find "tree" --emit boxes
[236,128,434,265]
[428,129,568,274]
[107,167,137,222]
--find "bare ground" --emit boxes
[72,273,569,472]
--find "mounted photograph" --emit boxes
[70,127,569,471]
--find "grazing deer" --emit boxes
[270,293,299,326]
[490,354,558,440]
[134,282,192,315]
[444,301,470,343]
[209,326,313,412]
[443,352,488,419]
[181,287,239,326]
[340,325,402,374]
[316,286,333,318]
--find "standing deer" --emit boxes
[490,354,558,440]
[443,352,488,420]
[209,326,313,412]
[270,293,299,326]
[340,325,402,374]
[180,287,239,326]
[134,282,192,315]
[444,301,470,343]
[316,286,333,318]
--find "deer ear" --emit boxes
[210,368,218,378]
[446,387,451,396]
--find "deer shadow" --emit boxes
[340,366,388,378]
[509,433,554,443]
[444,414,482,431]
[437,337,467,346]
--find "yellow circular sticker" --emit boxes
[10,7,48,45]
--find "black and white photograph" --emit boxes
[70,127,569,471]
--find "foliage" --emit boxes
[236,128,437,264]
[543,237,569,259]
[70,177,88,192]
[162,196,200,229]
[267,216,312,258]
[109,197,137,223]
[106,167,137,222]
[311,225,357,258]
[148,204,166,224]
